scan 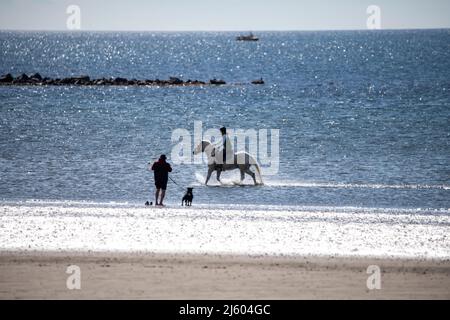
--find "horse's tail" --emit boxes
[249,155,263,185]
[255,162,263,185]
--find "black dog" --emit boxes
[181,187,194,206]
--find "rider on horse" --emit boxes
[214,127,234,171]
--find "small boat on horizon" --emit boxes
[236,32,259,41]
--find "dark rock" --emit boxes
[0,73,13,83]
[31,73,42,81]
[169,77,183,85]
[104,78,113,85]
[74,79,85,85]
[19,73,30,80]
[74,75,90,82]
[15,73,30,83]
[60,77,74,84]
[28,78,40,84]
[1,73,232,87]
[251,78,265,85]
[209,78,226,85]
[70,76,90,85]
[113,77,128,85]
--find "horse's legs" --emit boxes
[205,167,213,185]
[245,168,257,185]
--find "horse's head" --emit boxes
[193,140,211,155]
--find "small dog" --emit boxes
[181,187,194,206]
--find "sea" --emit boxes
[0,30,449,257]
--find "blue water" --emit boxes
[0,30,449,209]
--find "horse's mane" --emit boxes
[201,140,213,146]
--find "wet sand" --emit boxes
[0,251,449,299]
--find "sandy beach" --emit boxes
[0,251,449,299]
[0,202,449,299]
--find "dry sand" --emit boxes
[0,251,449,299]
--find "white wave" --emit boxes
[194,171,255,186]
[194,174,448,190]
[263,180,450,190]
[194,171,449,190]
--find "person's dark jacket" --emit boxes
[151,159,172,183]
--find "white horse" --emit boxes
[193,140,263,185]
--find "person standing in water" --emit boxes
[151,154,172,206]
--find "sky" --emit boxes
[0,0,449,31]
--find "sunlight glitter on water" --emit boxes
[1,202,448,259]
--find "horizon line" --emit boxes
[1,27,449,33]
